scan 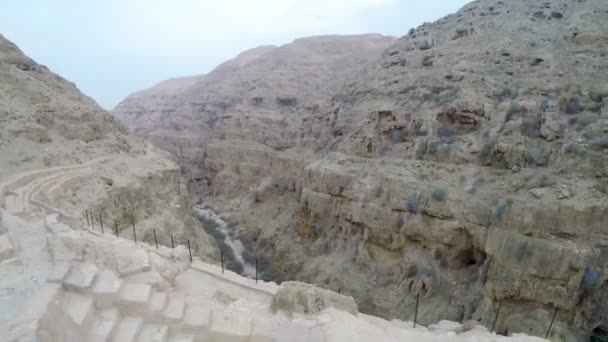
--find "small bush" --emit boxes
[391,129,404,142]
[400,85,418,94]
[539,98,551,112]
[406,195,420,213]
[479,141,496,165]
[313,223,325,235]
[563,143,586,155]
[432,187,447,201]
[576,112,600,130]
[520,115,542,137]
[559,94,583,115]
[582,266,600,291]
[438,127,457,144]
[493,199,510,220]
[590,137,608,151]
[506,102,528,122]
[494,87,518,103]
[524,147,550,166]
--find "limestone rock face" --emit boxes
[112,34,396,166]
[114,0,608,340]
[272,281,358,316]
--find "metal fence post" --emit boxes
[153,229,158,249]
[99,214,104,234]
[221,249,224,274]
[492,301,503,333]
[132,221,137,243]
[187,239,192,262]
[413,293,420,328]
[546,307,558,339]
[86,210,90,226]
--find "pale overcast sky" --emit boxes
[1,0,470,109]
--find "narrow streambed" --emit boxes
[193,204,257,277]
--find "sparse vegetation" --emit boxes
[505,101,528,122]
[524,146,550,166]
[406,195,420,213]
[520,115,542,137]
[575,112,600,130]
[494,87,518,103]
[399,85,418,94]
[590,137,608,151]
[478,140,496,165]
[492,199,511,220]
[437,127,457,144]
[432,187,447,201]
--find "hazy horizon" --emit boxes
[1,0,470,109]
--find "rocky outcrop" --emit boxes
[113,0,608,340]
[112,34,396,162]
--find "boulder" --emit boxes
[271,281,358,316]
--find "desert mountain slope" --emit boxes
[0,34,218,285]
[112,34,396,154]
[113,1,608,340]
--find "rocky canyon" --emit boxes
[112,0,608,341]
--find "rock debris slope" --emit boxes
[113,1,608,341]
[0,34,545,342]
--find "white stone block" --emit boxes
[62,292,95,329]
[113,316,144,342]
[92,270,122,309]
[63,263,98,293]
[182,306,211,334]
[162,292,186,323]
[274,320,312,342]
[89,308,121,342]
[148,292,168,319]
[116,246,150,276]
[0,234,14,262]
[209,309,251,341]
[250,317,291,342]
[169,334,195,342]
[48,261,71,283]
[137,324,169,342]
[119,283,152,315]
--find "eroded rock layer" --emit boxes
[113,1,608,340]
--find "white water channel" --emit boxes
[193,205,256,277]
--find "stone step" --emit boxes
[113,316,144,342]
[250,317,291,342]
[169,334,195,342]
[0,233,15,262]
[209,309,252,341]
[181,306,211,334]
[63,263,98,293]
[61,292,96,331]
[137,324,169,342]
[162,292,186,324]
[147,292,168,321]
[115,243,150,277]
[88,308,121,342]
[47,261,71,283]
[118,283,153,316]
[93,270,123,309]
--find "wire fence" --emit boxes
[82,208,605,341]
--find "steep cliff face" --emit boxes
[0,35,218,260]
[113,1,608,340]
[112,34,396,168]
